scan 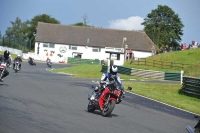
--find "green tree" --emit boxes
[4,17,29,48]
[5,17,29,38]
[142,5,184,49]
[72,22,93,27]
[28,14,60,49]
[73,22,86,26]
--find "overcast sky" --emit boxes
[1,0,199,44]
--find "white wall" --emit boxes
[34,42,151,65]
[132,50,152,60]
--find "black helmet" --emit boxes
[110,65,118,75]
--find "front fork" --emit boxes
[0,69,5,78]
[103,95,110,111]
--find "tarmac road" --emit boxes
[0,61,197,133]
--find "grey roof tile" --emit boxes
[36,22,155,52]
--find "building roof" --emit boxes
[35,22,155,52]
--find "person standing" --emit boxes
[151,45,155,56]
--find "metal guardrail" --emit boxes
[101,65,182,81]
[182,76,200,98]
[67,57,100,64]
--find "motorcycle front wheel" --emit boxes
[101,100,115,117]
[87,101,95,113]
[194,128,200,133]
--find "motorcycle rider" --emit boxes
[0,60,9,82]
[7,55,12,67]
[4,50,10,61]
[29,57,34,64]
[46,57,52,66]
[13,55,22,70]
[92,65,125,103]
[4,50,10,64]
[46,57,51,63]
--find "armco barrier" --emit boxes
[164,72,181,81]
[67,57,100,64]
[182,76,200,98]
[101,65,132,75]
[101,65,182,81]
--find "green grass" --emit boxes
[52,64,144,80]
[123,82,200,114]
[124,48,200,77]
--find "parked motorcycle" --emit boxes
[87,75,124,117]
[47,61,52,68]
[14,61,20,73]
[0,62,7,81]
[186,115,200,133]
[28,57,36,66]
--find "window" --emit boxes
[110,54,120,60]
[72,46,77,50]
[69,45,71,49]
[49,43,55,48]
[92,48,101,52]
[111,54,117,60]
[92,48,99,52]
[43,43,48,47]
[115,48,123,52]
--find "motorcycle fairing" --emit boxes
[98,87,118,110]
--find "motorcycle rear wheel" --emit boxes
[87,101,95,113]
[101,100,115,117]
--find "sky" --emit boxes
[0,0,200,45]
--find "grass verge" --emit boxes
[123,81,200,114]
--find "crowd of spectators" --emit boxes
[155,40,199,55]
[177,40,199,50]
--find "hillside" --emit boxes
[124,48,200,77]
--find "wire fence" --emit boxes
[0,36,31,53]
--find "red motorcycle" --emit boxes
[87,76,125,117]
[0,62,7,81]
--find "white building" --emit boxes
[32,22,155,66]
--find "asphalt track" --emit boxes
[0,61,197,133]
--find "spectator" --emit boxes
[182,43,187,50]
[129,49,132,59]
[177,46,181,51]
[132,52,135,60]
[180,42,183,49]
[151,44,155,56]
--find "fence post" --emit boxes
[107,59,110,72]
[181,70,184,84]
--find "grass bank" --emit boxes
[123,82,200,114]
[124,48,200,77]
